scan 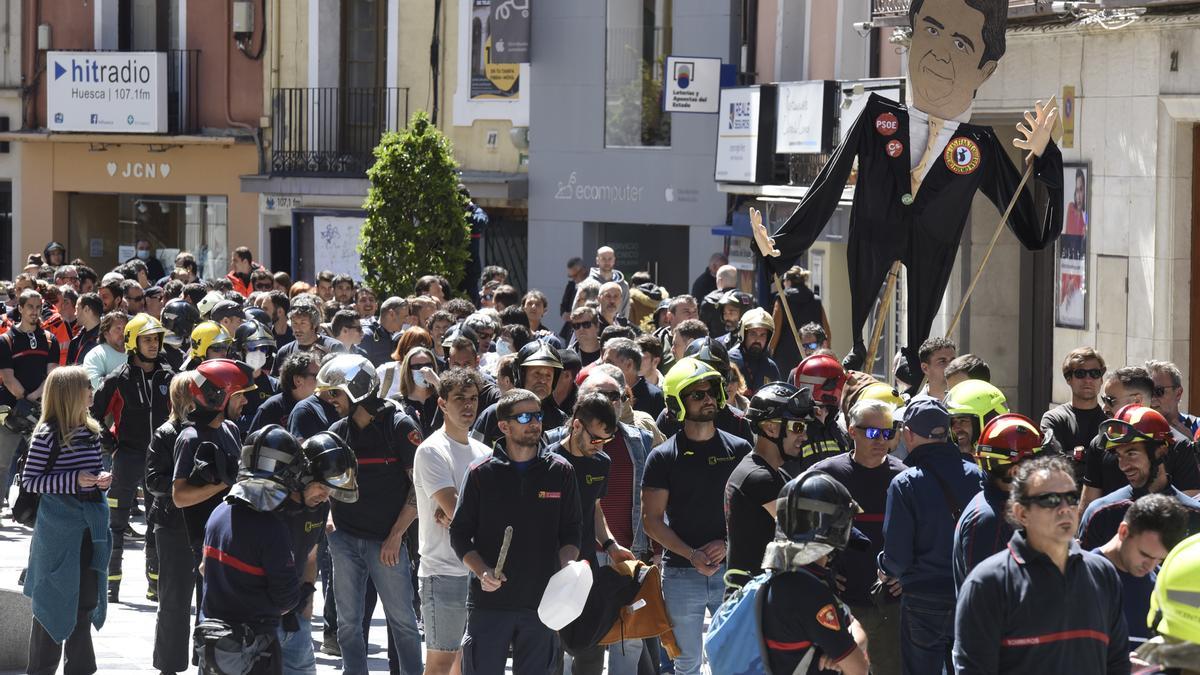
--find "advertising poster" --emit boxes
[1055,163,1088,329]
[470,0,521,100]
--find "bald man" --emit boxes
[588,246,630,316]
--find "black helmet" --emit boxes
[745,382,815,424]
[775,471,860,548]
[227,424,306,512]
[211,300,243,324]
[301,432,359,503]
[684,337,731,382]
[160,299,200,349]
[234,320,276,353]
[717,290,754,311]
[513,341,563,387]
[243,306,271,328]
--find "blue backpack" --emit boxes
[703,572,773,675]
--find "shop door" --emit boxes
[597,223,690,294]
[1094,255,1129,369]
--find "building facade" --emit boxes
[7,0,263,278]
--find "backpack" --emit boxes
[704,572,774,675]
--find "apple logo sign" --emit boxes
[664,187,675,202]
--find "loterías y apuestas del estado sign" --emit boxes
[47,52,169,134]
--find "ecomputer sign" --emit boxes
[47,51,168,133]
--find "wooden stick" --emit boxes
[495,526,513,577]
[772,274,804,357]
[946,160,1036,337]
[865,260,903,371]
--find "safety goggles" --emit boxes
[1100,419,1158,448]
[505,411,544,424]
[769,419,808,434]
[1018,490,1079,509]
[855,426,895,441]
[1068,368,1104,380]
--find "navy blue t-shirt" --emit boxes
[1091,547,1156,641]
[553,441,611,566]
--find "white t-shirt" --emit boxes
[413,427,490,577]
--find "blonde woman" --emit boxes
[392,347,442,436]
[145,375,197,674]
[21,366,112,675]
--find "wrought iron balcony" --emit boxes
[270,87,410,177]
[871,0,1044,27]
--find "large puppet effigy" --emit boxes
[755,0,1061,386]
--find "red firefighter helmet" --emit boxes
[792,354,848,407]
[1101,404,1172,450]
[974,413,1045,474]
[189,358,257,412]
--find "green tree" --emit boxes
[359,110,471,298]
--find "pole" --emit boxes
[945,159,1036,337]
[773,273,803,355]
[865,260,903,372]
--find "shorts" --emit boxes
[419,574,470,652]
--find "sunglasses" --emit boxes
[505,411,544,424]
[1019,490,1080,509]
[572,321,596,330]
[255,284,274,291]
[595,390,628,403]
[1153,385,1179,398]
[685,388,717,402]
[482,293,494,301]
[127,295,145,302]
[856,426,896,440]
[583,427,614,446]
[802,341,821,350]
[1099,394,1118,408]
[1069,368,1104,380]
[410,362,433,370]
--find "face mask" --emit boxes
[245,351,268,371]
[495,339,514,357]
[412,370,426,389]
[136,250,150,260]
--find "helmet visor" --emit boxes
[309,449,359,503]
[1101,419,1155,449]
[228,477,290,512]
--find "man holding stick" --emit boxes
[450,388,583,674]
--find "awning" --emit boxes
[711,211,752,238]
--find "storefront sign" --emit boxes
[775,81,836,154]
[664,56,721,114]
[714,86,776,184]
[105,161,172,179]
[265,195,303,211]
[489,0,530,64]
[554,172,645,202]
[48,51,168,133]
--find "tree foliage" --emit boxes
[359,111,471,298]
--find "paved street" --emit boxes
[1,501,411,674]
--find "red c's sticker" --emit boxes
[886,139,904,158]
[875,113,899,136]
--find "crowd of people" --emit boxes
[6,240,1200,675]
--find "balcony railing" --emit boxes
[871,0,1043,26]
[270,87,410,177]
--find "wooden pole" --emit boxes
[865,260,903,371]
[773,273,804,353]
[946,160,1036,337]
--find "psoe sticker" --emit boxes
[885,139,904,158]
[943,137,981,175]
[875,112,899,137]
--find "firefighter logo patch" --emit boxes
[943,138,981,175]
[408,430,423,447]
[875,112,899,137]
[885,139,904,158]
[816,604,841,631]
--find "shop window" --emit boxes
[68,193,228,279]
[605,0,672,148]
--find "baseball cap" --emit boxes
[903,397,950,440]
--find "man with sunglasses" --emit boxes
[1080,367,1200,514]
[725,382,815,594]
[954,455,1129,674]
[1144,359,1199,442]
[1077,404,1200,551]
[812,398,907,675]
[879,398,984,675]
[1040,347,1107,479]
[451,388,583,674]
[643,357,752,675]
[569,305,602,366]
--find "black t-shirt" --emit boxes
[642,430,750,567]
[0,326,59,406]
[655,406,756,446]
[1040,403,1106,457]
[1083,436,1200,495]
[552,441,611,566]
[580,348,601,367]
[329,403,422,540]
[173,420,242,545]
[284,500,330,573]
[287,394,339,441]
[724,453,788,586]
[762,567,857,675]
[810,452,908,606]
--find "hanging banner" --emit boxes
[489,0,530,64]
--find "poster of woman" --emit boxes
[1056,164,1088,328]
